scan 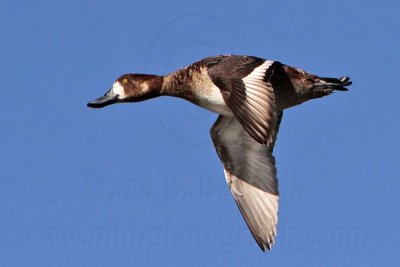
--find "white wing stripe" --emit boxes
[242,60,274,87]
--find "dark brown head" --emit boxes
[87,74,164,108]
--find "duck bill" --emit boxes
[87,90,119,108]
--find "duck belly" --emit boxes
[193,84,232,116]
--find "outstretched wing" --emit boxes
[207,55,280,145]
[210,113,283,251]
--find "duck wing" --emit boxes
[207,55,281,145]
[210,112,283,251]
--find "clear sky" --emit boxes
[1,0,399,266]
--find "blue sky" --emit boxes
[1,0,399,266]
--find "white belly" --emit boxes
[194,84,232,116]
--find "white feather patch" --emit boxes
[112,81,126,99]
[245,60,273,78]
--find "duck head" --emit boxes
[87,74,163,108]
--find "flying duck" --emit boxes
[87,55,351,251]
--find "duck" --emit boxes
[87,55,352,251]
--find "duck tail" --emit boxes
[313,76,352,91]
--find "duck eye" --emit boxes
[122,79,128,84]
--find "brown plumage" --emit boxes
[87,54,351,251]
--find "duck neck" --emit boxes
[161,71,196,101]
